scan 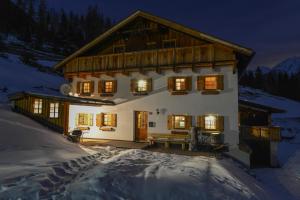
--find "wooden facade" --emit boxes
[12,94,68,133]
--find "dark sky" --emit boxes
[47,0,300,68]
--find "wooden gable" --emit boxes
[57,11,254,74]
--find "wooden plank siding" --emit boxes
[13,95,68,134]
[64,44,236,74]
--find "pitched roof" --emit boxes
[54,10,254,70]
[239,99,285,113]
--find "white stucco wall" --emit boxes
[68,66,241,151]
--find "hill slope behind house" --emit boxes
[0,53,65,102]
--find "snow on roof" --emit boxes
[8,91,115,106]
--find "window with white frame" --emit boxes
[49,102,59,118]
[33,99,43,114]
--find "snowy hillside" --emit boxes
[271,57,300,75]
[0,53,65,102]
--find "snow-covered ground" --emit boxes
[0,104,89,180]
[0,53,65,102]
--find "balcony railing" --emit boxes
[64,45,235,73]
[240,126,281,141]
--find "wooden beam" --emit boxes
[106,72,115,77]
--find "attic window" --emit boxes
[163,39,176,48]
[113,45,125,53]
[146,42,156,50]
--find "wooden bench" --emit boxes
[148,133,190,150]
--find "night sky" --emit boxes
[47,0,300,69]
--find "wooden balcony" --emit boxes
[240,126,281,142]
[64,44,236,74]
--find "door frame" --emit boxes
[134,111,148,141]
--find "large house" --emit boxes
[9,11,283,167]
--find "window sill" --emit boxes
[170,90,189,95]
[201,90,220,95]
[76,127,90,131]
[100,127,115,131]
[80,93,92,97]
[100,93,115,97]
[132,92,148,96]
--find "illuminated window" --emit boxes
[104,81,113,93]
[175,78,186,91]
[163,40,176,48]
[83,82,91,94]
[174,115,186,129]
[77,113,93,126]
[49,102,59,118]
[33,99,43,114]
[205,77,217,90]
[103,114,113,126]
[137,80,147,92]
[205,115,217,130]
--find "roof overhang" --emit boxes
[54,10,254,71]
[239,99,285,113]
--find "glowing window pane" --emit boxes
[175,78,186,91]
[204,77,217,90]
[137,80,147,92]
[205,115,217,130]
[174,115,186,129]
[33,99,43,114]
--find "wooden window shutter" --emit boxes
[111,114,117,127]
[167,115,174,130]
[90,81,94,93]
[131,79,137,93]
[98,81,103,93]
[88,114,93,126]
[77,82,81,94]
[197,116,205,129]
[75,113,79,126]
[168,77,174,91]
[217,75,224,90]
[185,115,192,130]
[147,78,152,92]
[216,116,224,131]
[113,80,118,93]
[197,76,205,91]
[96,113,104,127]
[186,76,192,91]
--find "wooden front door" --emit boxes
[135,111,148,141]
